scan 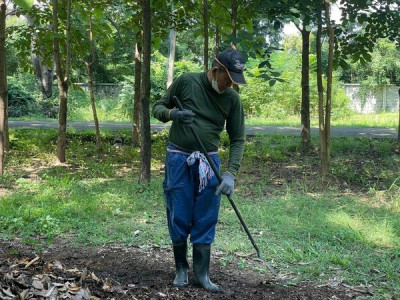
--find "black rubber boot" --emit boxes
[192,244,222,293]
[172,241,189,287]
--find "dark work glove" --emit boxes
[169,108,196,126]
[215,172,235,196]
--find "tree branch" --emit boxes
[5,9,16,17]
[218,1,231,15]
[191,0,203,17]
[105,15,124,46]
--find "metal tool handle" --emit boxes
[171,96,277,275]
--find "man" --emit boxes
[152,49,246,293]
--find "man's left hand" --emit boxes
[215,172,235,196]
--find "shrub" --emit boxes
[7,80,40,117]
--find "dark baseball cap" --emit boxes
[215,49,247,85]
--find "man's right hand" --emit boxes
[169,108,196,126]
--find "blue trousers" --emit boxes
[163,142,221,244]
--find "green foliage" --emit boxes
[337,1,400,66]
[150,51,202,104]
[7,73,59,119]
[113,76,135,119]
[0,214,60,238]
[340,39,400,85]
[240,48,352,118]
[5,16,23,76]
[7,76,40,117]
[13,0,34,11]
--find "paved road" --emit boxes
[8,120,398,139]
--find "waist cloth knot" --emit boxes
[167,147,217,192]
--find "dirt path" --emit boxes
[8,120,398,139]
[0,239,362,299]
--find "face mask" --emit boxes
[212,78,224,94]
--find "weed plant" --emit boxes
[0,129,399,298]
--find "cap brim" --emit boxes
[216,57,247,85]
[229,71,247,85]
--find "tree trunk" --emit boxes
[300,26,311,149]
[324,1,334,168]
[203,0,209,70]
[132,37,142,148]
[214,0,219,55]
[26,14,54,98]
[215,24,220,56]
[398,88,400,143]
[231,0,239,92]
[231,0,237,41]
[167,28,176,87]
[56,82,68,162]
[0,0,6,175]
[316,0,328,177]
[139,0,151,184]
[53,0,71,163]
[39,61,54,98]
[32,54,54,98]
[86,16,101,151]
[86,63,101,150]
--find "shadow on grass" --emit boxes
[216,192,400,294]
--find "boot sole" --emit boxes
[173,282,189,288]
[192,279,222,293]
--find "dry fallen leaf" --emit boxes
[66,268,81,274]
[70,286,82,292]
[53,260,63,270]
[44,262,54,273]
[32,279,44,290]
[90,272,100,282]
[102,278,112,291]
[234,251,254,258]
[25,256,40,269]
[44,285,58,297]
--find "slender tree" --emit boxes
[0,0,6,175]
[316,0,334,178]
[316,0,326,177]
[53,0,72,163]
[26,12,54,99]
[231,0,237,45]
[203,0,209,70]
[85,15,101,151]
[166,28,176,87]
[324,0,334,174]
[132,33,141,147]
[230,0,239,91]
[139,0,151,184]
[299,22,311,149]
[398,88,400,143]
[215,23,220,55]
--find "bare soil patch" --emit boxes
[0,239,361,299]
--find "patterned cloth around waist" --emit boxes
[167,146,217,192]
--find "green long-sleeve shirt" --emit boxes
[152,71,245,176]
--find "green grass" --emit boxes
[1,129,399,298]
[245,112,399,128]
